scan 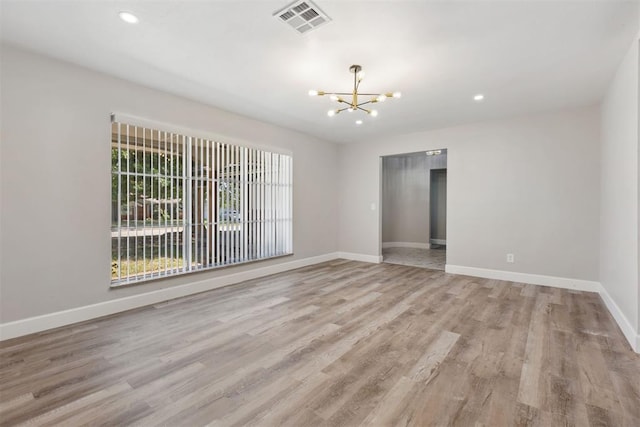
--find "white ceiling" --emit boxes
[1,0,638,144]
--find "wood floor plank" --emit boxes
[0,394,33,415]
[517,296,550,408]
[20,382,132,426]
[244,371,331,426]
[1,260,638,426]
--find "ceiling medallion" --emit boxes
[309,65,401,119]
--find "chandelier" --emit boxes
[308,65,401,120]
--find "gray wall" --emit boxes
[339,106,601,281]
[0,45,339,323]
[430,169,447,242]
[600,33,639,333]
[381,152,447,245]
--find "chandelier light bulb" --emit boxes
[474,94,485,101]
[308,90,319,96]
[327,110,336,117]
[370,110,379,117]
[377,95,386,102]
[330,94,339,101]
[347,107,354,113]
[118,11,139,24]
[392,92,402,98]
[356,120,363,125]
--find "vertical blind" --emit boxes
[111,118,293,286]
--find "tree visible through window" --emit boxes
[111,119,293,285]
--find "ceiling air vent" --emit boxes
[274,0,331,34]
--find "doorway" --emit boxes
[381,149,447,270]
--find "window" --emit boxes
[111,116,293,286]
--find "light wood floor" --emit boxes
[1,260,638,426]
[383,247,446,270]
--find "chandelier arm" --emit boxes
[331,92,353,96]
[357,106,371,114]
[357,93,384,96]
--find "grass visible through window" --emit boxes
[111,258,188,280]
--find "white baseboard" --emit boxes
[445,264,638,353]
[429,239,447,245]
[382,242,431,249]
[445,264,601,292]
[0,252,341,341]
[336,252,383,264]
[598,285,639,353]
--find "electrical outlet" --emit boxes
[506,253,515,263]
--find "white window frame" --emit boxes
[110,114,293,287]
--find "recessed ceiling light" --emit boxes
[355,120,363,125]
[118,11,139,24]
[474,94,484,101]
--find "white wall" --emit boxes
[339,107,601,282]
[0,45,339,324]
[600,33,639,339]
